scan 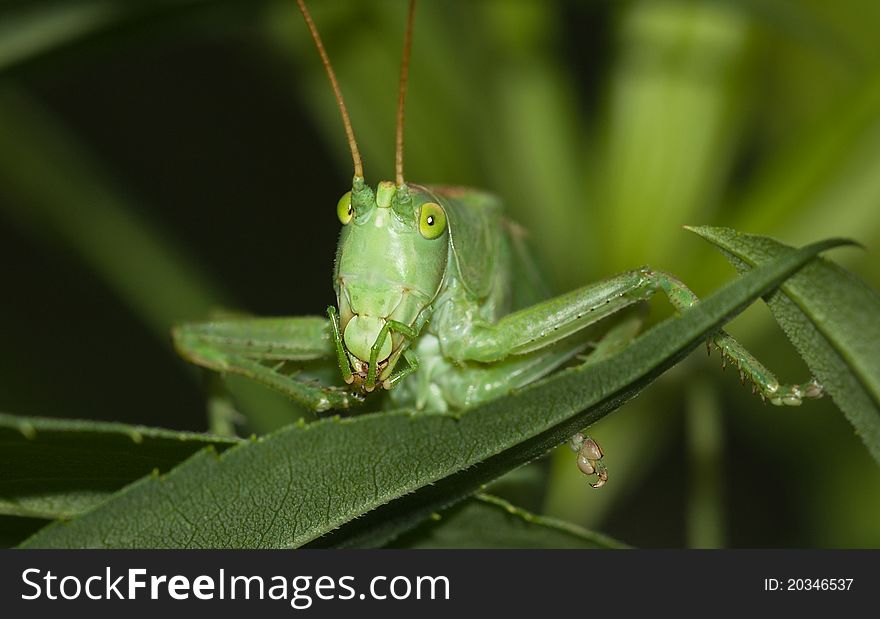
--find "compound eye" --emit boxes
[336,191,353,224]
[418,202,447,239]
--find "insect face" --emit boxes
[334,182,448,389]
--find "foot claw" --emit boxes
[573,435,608,489]
[804,378,824,399]
[590,466,608,489]
[756,377,823,406]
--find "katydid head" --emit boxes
[333,182,449,391]
[296,0,424,391]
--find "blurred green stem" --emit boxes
[0,85,226,335]
[0,85,299,432]
[206,373,240,437]
[685,374,725,548]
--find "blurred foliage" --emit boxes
[1,0,879,547]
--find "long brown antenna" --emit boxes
[395,0,416,186]
[295,0,363,179]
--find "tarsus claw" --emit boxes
[759,377,823,407]
[804,378,823,399]
[570,433,608,489]
[590,465,608,489]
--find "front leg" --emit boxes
[442,269,655,362]
[174,316,362,412]
[653,271,823,406]
[441,268,822,406]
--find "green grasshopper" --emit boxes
[173,0,822,488]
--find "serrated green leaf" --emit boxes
[388,494,627,549]
[687,226,880,463]
[0,413,238,519]
[19,237,848,548]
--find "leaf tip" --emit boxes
[682,224,722,240]
[809,237,862,254]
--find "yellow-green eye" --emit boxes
[336,191,353,224]
[418,202,447,239]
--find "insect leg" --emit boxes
[366,319,419,390]
[454,317,644,486]
[209,354,361,412]
[580,312,646,367]
[569,433,608,489]
[450,334,593,409]
[442,268,656,363]
[382,349,420,390]
[568,314,644,487]
[327,306,354,384]
[647,270,823,406]
[174,316,361,412]
[420,314,646,411]
[174,316,334,361]
[444,267,819,406]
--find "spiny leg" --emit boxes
[708,333,822,405]
[453,314,644,410]
[219,355,361,412]
[327,306,353,384]
[438,265,823,483]
[652,270,822,406]
[446,267,821,406]
[382,349,420,390]
[457,331,595,410]
[327,304,427,392]
[443,269,656,363]
[366,318,418,390]
[174,316,361,413]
